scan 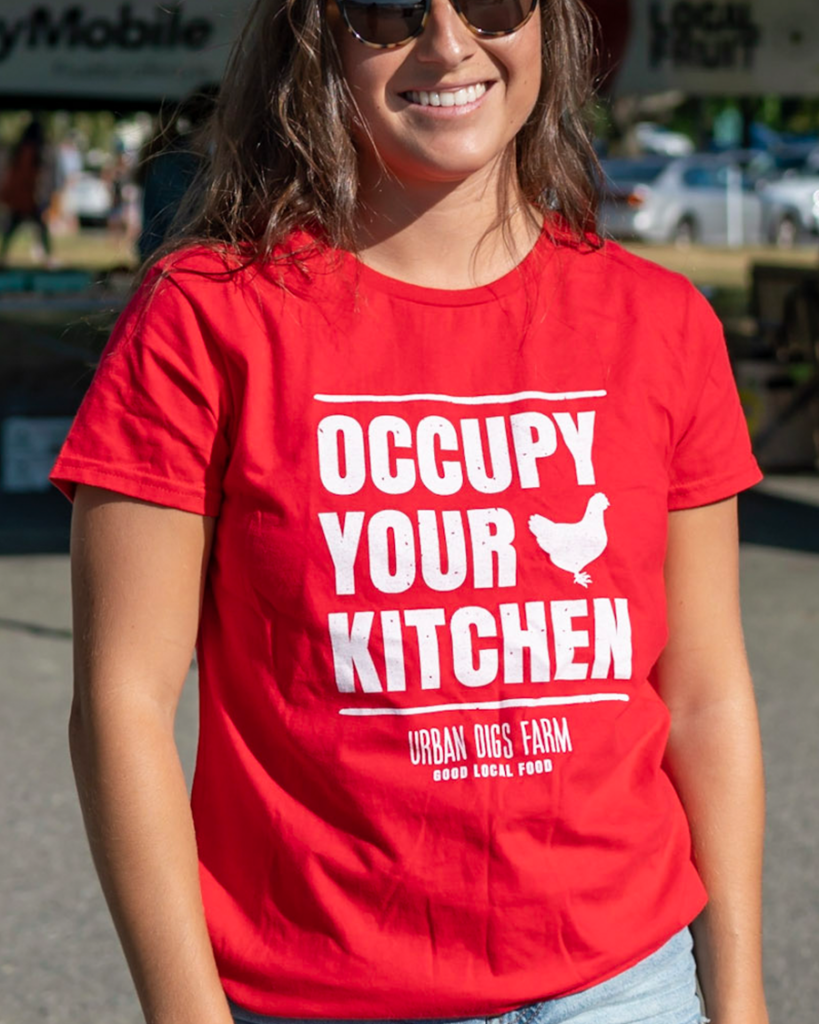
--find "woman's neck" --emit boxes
[352,158,543,290]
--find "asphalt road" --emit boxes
[1,476,817,1024]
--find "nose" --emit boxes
[413,0,475,66]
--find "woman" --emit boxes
[50,1,768,1023]
[0,119,54,264]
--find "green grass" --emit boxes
[2,226,138,271]
[625,242,819,292]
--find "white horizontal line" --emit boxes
[339,693,629,716]
[314,391,607,406]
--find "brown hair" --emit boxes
[147,0,603,275]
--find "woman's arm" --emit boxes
[69,484,234,1024]
[656,497,768,1024]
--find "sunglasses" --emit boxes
[335,0,538,49]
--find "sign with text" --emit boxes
[1,416,73,493]
[610,0,819,96]
[0,0,817,103]
[0,2,249,103]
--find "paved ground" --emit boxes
[1,477,817,1024]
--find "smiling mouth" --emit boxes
[402,82,489,108]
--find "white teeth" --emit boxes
[405,82,487,108]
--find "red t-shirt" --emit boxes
[51,226,762,1018]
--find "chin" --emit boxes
[410,161,496,184]
[381,142,508,187]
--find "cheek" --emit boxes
[335,32,393,115]
[514,22,543,105]
[347,67,385,115]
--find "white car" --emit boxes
[758,174,819,247]
[633,122,695,158]
[598,155,763,247]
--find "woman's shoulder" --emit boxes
[121,234,347,358]
[578,235,700,302]
[148,243,251,291]
[144,231,340,301]
[549,234,714,343]
[543,234,725,390]
[545,214,697,305]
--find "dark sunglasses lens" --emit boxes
[461,0,530,33]
[342,0,426,45]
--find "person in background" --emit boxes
[105,139,134,238]
[52,130,84,235]
[0,119,57,265]
[135,86,218,261]
[51,1,769,1023]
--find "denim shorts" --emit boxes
[229,925,706,1024]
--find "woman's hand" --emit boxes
[656,497,769,1024]
[69,484,233,1024]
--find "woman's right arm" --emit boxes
[69,484,234,1024]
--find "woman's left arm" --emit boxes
[656,497,768,1024]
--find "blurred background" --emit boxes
[0,2,817,1023]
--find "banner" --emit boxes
[608,0,819,97]
[0,2,247,103]
[0,0,817,104]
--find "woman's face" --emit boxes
[332,0,543,189]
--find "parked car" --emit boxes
[734,144,819,190]
[758,170,819,247]
[768,141,819,178]
[62,171,112,228]
[598,155,763,246]
[633,122,694,158]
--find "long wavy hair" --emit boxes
[147,0,603,276]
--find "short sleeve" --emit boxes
[49,264,231,516]
[667,287,763,510]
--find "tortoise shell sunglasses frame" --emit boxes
[333,0,539,50]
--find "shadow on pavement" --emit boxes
[0,616,72,640]
[739,489,819,555]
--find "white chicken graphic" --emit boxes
[528,493,610,588]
